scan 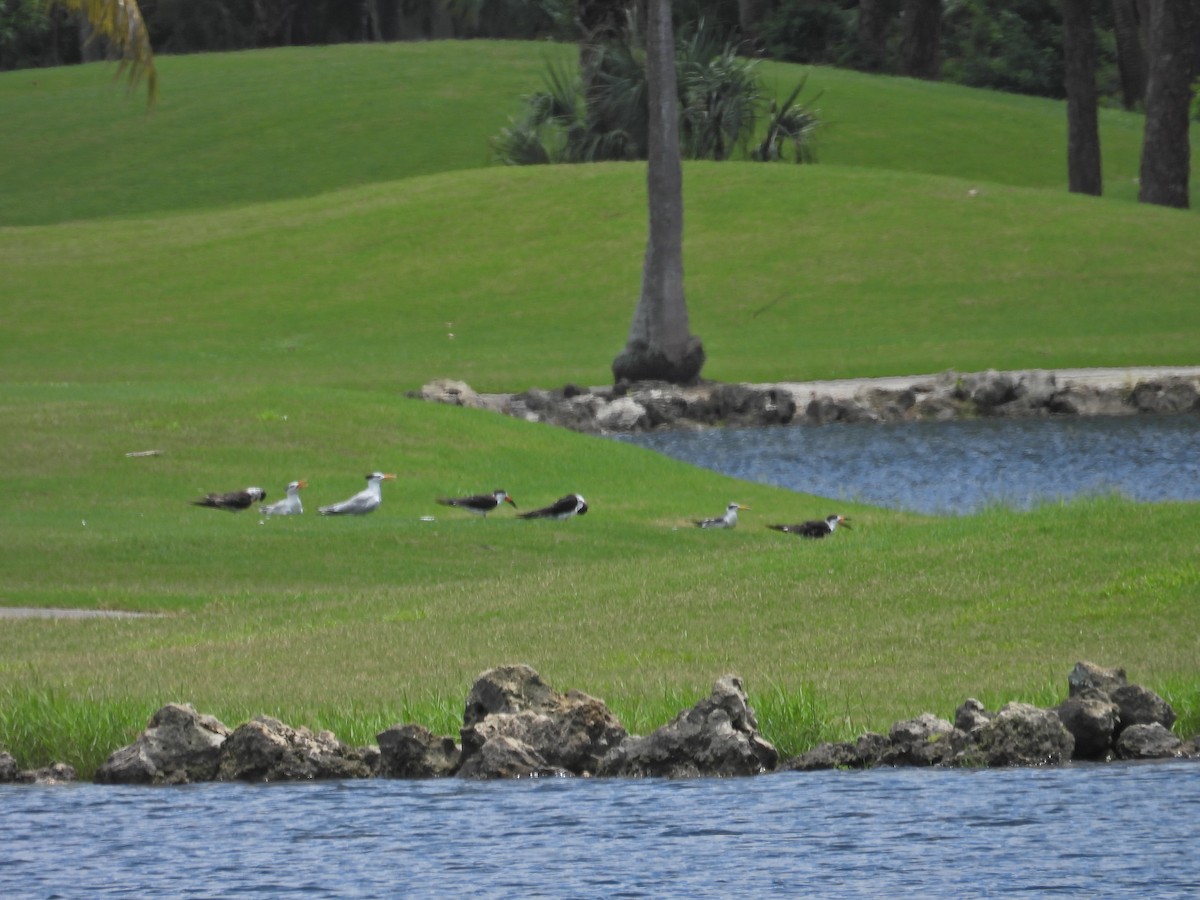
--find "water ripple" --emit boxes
[616,416,1200,514]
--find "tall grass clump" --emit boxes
[0,683,157,776]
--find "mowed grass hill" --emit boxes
[1,41,1198,774]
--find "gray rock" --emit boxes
[1109,684,1176,733]
[783,741,861,771]
[598,675,778,778]
[376,724,459,778]
[459,665,626,777]
[881,713,961,766]
[0,751,17,782]
[1130,379,1199,414]
[1055,695,1120,760]
[783,732,890,771]
[954,698,992,733]
[418,379,483,409]
[596,396,648,431]
[94,703,231,785]
[1016,369,1058,406]
[1114,723,1183,760]
[963,702,1075,767]
[216,716,372,782]
[1068,661,1128,697]
[456,735,568,779]
[15,763,77,785]
[961,369,1019,409]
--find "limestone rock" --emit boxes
[596,396,648,431]
[94,703,231,785]
[1055,694,1120,760]
[783,733,890,771]
[456,735,568,779]
[1114,723,1183,760]
[954,698,992,733]
[881,713,961,766]
[1068,661,1128,697]
[1130,379,1199,415]
[458,665,626,778]
[15,763,77,785]
[1109,684,1176,733]
[216,716,371,782]
[376,724,459,778]
[419,379,483,409]
[598,675,778,778]
[964,702,1075,767]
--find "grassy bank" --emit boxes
[1,42,1197,776]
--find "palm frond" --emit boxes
[53,0,157,105]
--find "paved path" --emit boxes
[763,366,1200,402]
[0,607,161,620]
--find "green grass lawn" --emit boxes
[1,41,1197,776]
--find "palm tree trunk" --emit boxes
[612,0,705,385]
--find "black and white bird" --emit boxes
[259,480,308,517]
[767,514,850,539]
[694,502,750,529]
[436,489,517,518]
[191,486,266,512]
[319,472,396,516]
[518,493,588,520]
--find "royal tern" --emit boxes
[319,472,396,516]
[694,502,750,529]
[259,480,308,516]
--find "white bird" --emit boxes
[518,493,588,520]
[319,472,396,516]
[259,480,308,516]
[694,502,750,529]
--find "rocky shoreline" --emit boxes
[3,661,1196,785]
[413,367,1200,434]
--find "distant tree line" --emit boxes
[2,1,1194,110]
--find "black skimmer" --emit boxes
[319,472,396,516]
[767,514,850,539]
[518,493,588,520]
[436,489,517,518]
[259,480,308,516]
[694,502,750,529]
[191,486,266,512]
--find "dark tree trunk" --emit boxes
[612,0,705,385]
[1138,0,1193,208]
[1063,0,1103,195]
[898,0,942,80]
[1111,0,1148,109]
[858,0,899,72]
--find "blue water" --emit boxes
[3,762,1197,898]
[616,415,1200,514]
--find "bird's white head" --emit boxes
[366,472,397,483]
[494,490,517,507]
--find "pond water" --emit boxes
[615,415,1200,514]
[3,761,1197,898]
